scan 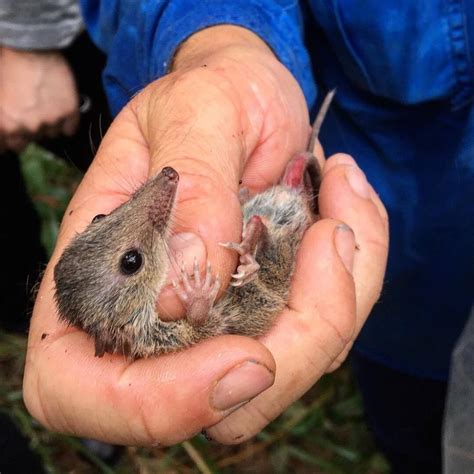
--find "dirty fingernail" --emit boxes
[334,224,355,274]
[211,360,274,411]
[345,166,371,199]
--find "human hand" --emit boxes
[0,46,79,152]
[23,26,388,445]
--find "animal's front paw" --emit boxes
[172,259,220,327]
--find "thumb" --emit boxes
[206,218,357,443]
[132,73,258,316]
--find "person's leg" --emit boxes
[0,413,44,474]
[351,351,447,474]
[0,150,47,333]
[0,32,114,469]
[0,150,46,471]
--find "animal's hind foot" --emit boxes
[220,215,266,287]
[230,253,260,287]
[172,258,220,327]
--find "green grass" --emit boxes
[0,146,390,473]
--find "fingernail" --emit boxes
[211,360,274,411]
[323,153,356,175]
[334,224,355,274]
[345,166,371,199]
[335,153,356,166]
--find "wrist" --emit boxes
[139,26,285,183]
[171,25,276,72]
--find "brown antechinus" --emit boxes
[54,91,335,358]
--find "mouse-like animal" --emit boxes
[54,91,335,358]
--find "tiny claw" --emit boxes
[204,261,212,288]
[193,257,201,286]
[210,275,221,299]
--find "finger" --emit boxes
[5,131,31,152]
[61,110,80,136]
[207,219,357,443]
[38,122,62,140]
[97,85,244,318]
[24,264,276,446]
[320,153,389,330]
[323,153,388,226]
[312,138,326,169]
[131,68,307,316]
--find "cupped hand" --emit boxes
[23,26,388,446]
[0,46,79,152]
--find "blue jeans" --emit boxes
[351,351,447,474]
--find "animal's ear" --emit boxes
[281,152,321,214]
[238,186,251,205]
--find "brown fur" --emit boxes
[53,93,334,358]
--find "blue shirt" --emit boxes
[80,0,474,380]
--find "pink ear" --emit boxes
[281,152,313,188]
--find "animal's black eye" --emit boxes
[92,214,106,223]
[120,249,143,275]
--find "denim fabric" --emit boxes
[79,0,315,116]
[80,0,474,379]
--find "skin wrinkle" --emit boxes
[101,360,152,444]
[157,159,237,197]
[149,127,240,185]
[316,306,352,351]
[327,340,355,373]
[300,346,332,383]
[219,393,281,443]
[245,122,292,189]
[55,370,79,436]
[134,396,157,445]
[29,363,49,430]
[182,54,280,169]
[94,399,110,443]
[28,322,74,350]
[112,357,201,445]
[147,67,246,144]
[287,318,336,371]
[214,57,267,137]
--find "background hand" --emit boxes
[0,47,79,152]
